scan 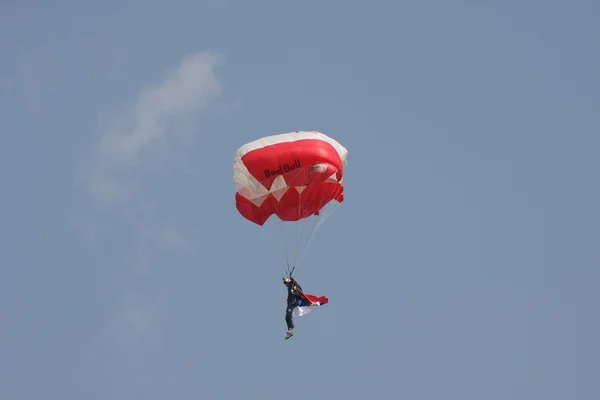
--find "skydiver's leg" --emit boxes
[285,303,295,339]
[285,303,294,331]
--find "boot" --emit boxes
[285,328,294,340]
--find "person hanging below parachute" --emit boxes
[282,275,328,339]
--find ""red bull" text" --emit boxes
[264,159,301,178]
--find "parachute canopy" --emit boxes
[233,131,348,226]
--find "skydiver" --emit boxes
[283,277,302,339]
[282,276,322,339]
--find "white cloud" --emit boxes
[105,291,163,347]
[75,51,226,381]
[143,225,195,253]
[85,52,223,210]
[73,50,223,255]
[80,49,224,255]
[98,52,223,167]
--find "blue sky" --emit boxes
[1,1,599,399]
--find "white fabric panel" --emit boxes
[234,131,348,166]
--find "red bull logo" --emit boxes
[264,159,301,178]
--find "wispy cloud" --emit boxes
[105,291,164,347]
[81,48,224,257]
[75,51,225,381]
[79,290,168,397]
[141,224,195,253]
[88,52,223,207]
[98,52,222,167]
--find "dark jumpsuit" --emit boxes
[285,279,304,330]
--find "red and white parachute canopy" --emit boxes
[233,131,348,272]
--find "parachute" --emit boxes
[233,131,348,275]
